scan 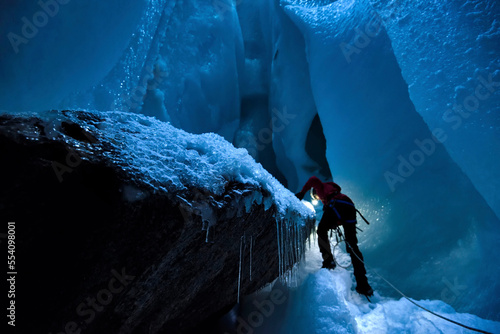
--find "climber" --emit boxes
[295,176,373,297]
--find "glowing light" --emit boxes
[302,200,316,213]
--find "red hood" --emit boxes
[300,176,341,204]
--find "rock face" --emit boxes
[0,111,314,334]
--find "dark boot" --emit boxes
[355,279,373,296]
[321,256,336,270]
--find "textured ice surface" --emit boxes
[370,0,500,220]
[284,0,500,320]
[243,240,500,334]
[0,0,153,111]
[1,0,499,322]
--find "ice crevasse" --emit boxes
[0,0,499,326]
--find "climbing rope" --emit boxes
[331,239,352,269]
[330,229,351,269]
[333,228,493,334]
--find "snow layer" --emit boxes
[26,109,314,221]
[242,238,500,334]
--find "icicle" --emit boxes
[205,225,212,243]
[289,220,292,284]
[307,227,314,249]
[276,219,281,280]
[282,219,285,283]
[285,218,290,285]
[288,219,292,275]
[289,221,292,261]
[249,235,253,281]
[281,219,285,281]
[292,223,295,262]
[237,235,244,304]
[293,222,296,265]
[283,219,287,283]
[297,224,301,262]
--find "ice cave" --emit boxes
[0,0,499,333]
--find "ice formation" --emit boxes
[240,243,500,334]
[373,0,500,219]
[1,0,499,325]
[283,0,500,319]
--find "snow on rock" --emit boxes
[0,109,315,333]
[12,109,314,221]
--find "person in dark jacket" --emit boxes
[296,176,373,297]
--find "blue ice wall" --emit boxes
[150,1,244,140]
[0,0,152,111]
[269,2,322,191]
[371,0,500,221]
[284,0,500,320]
[1,0,499,321]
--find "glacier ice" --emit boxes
[152,1,244,141]
[0,0,152,111]
[269,3,325,191]
[1,0,499,325]
[370,0,500,221]
[283,0,500,320]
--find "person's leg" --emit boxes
[317,219,333,262]
[343,223,372,294]
[317,206,336,269]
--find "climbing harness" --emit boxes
[333,228,493,334]
[327,201,370,269]
[328,198,371,225]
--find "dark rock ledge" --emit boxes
[0,110,314,334]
